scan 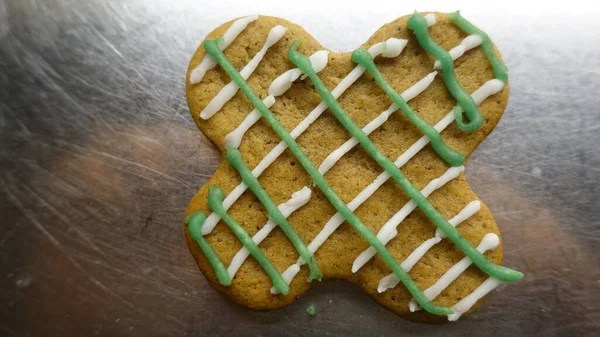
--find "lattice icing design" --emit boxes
[184,11,523,321]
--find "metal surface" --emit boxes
[1,0,599,336]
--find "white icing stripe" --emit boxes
[190,15,259,84]
[352,166,465,273]
[401,237,441,269]
[424,13,437,26]
[270,51,329,96]
[223,51,329,149]
[201,36,413,236]
[447,277,502,321]
[407,233,500,312]
[318,71,438,174]
[200,25,288,120]
[271,79,504,294]
[435,200,481,239]
[376,200,481,293]
[226,187,311,278]
[224,96,276,148]
[434,34,482,70]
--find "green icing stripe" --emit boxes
[207,186,290,295]
[185,212,232,286]
[449,11,508,83]
[407,12,483,132]
[204,38,452,316]
[287,41,523,284]
[226,147,323,282]
[351,49,465,167]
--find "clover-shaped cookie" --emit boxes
[184,11,523,322]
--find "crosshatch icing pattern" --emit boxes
[184,11,523,321]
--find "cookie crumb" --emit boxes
[306,305,316,316]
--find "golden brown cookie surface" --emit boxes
[184,12,510,322]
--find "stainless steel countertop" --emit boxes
[1,0,599,336]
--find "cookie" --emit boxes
[184,11,523,322]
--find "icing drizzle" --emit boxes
[318,71,437,174]
[190,15,259,84]
[200,25,288,119]
[227,187,312,278]
[351,49,465,167]
[275,78,504,291]
[228,40,438,281]
[186,212,231,286]
[203,37,452,316]
[201,35,412,236]
[351,166,466,273]
[187,186,289,294]
[449,11,508,82]
[288,40,521,284]
[200,15,434,238]
[407,233,502,321]
[224,50,329,149]
[448,277,502,321]
[187,12,521,319]
[434,34,482,70]
[226,147,322,282]
[408,12,484,132]
[376,200,482,292]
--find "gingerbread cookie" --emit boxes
[184,11,523,322]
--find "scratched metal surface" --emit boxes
[1,0,599,336]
